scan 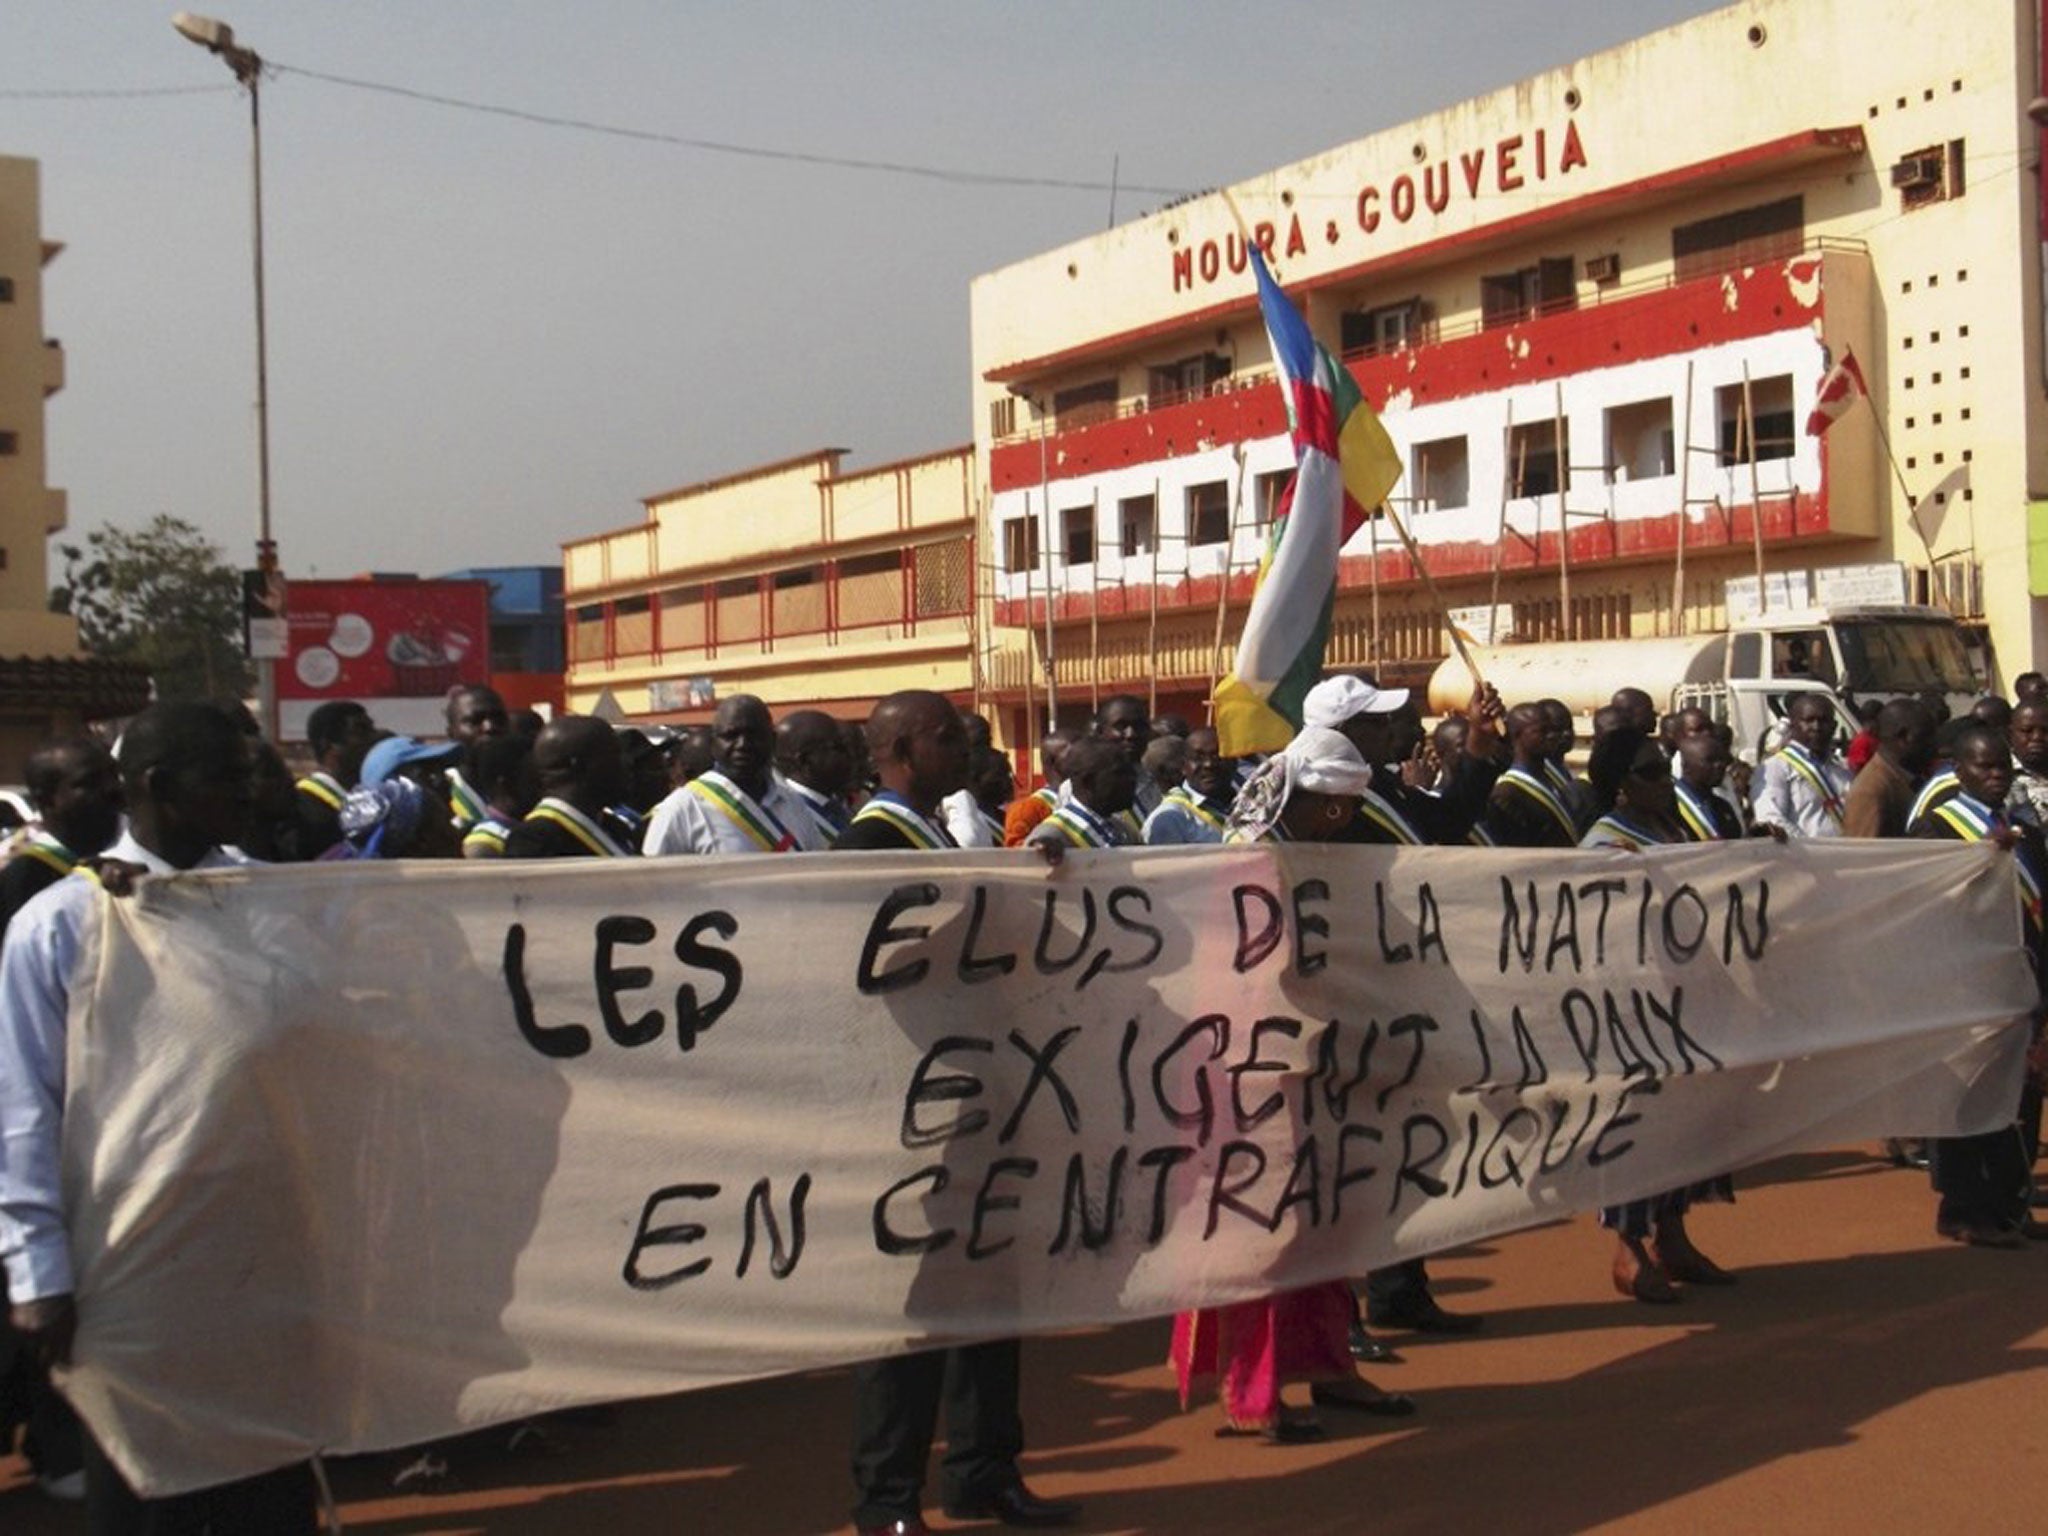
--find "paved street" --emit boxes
[10,1146,2047,1534]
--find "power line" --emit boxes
[269,60,1197,199]
[0,84,235,99]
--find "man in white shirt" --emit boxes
[1751,692,1851,838]
[642,694,826,855]
[0,701,315,1530]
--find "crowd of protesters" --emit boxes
[2,667,2044,1534]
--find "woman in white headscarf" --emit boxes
[1171,726,1417,1442]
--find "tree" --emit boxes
[50,515,254,704]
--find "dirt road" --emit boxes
[9,1147,2046,1534]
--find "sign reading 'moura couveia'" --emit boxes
[1170,117,1591,294]
[59,841,2029,1495]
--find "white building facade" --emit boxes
[969,0,2048,742]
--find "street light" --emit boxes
[172,11,281,739]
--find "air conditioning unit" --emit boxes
[1584,252,1621,285]
[1890,154,1943,190]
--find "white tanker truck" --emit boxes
[1425,602,1982,759]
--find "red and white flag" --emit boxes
[1805,349,1868,437]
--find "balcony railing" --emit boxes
[991,237,1868,449]
[567,537,975,675]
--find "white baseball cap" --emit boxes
[1302,674,1410,728]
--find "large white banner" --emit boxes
[56,841,2032,1495]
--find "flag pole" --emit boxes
[1223,186,1482,687]
[1860,396,1939,573]
[1375,492,1485,686]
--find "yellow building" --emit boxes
[969,0,2046,744]
[0,154,145,780]
[562,446,979,723]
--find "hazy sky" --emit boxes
[4,0,1723,581]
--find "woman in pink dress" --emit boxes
[1170,727,1417,1442]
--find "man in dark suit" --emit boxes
[293,700,377,859]
[1913,723,2044,1247]
[838,690,1078,1536]
[502,716,635,860]
[1307,674,1501,1343]
[1674,731,1749,841]
[1483,703,1580,848]
[1843,698,1937,840]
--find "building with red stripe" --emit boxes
[969,0,2044,748]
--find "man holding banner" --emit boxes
[836,691,1079,1535]
[0,703,318,1531]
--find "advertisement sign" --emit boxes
[1812,562,1909,607]
[240,569,290,661]
[277,579,491,741]
[1723,571,1813,621]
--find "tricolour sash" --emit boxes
[1779,743,1845,826]
[1584,812,1670,851]
[295,772,345,812]
[1907,767,1960,831]
[1357,786,1425,846]
[447,768,487,829]
[849,796,953,850]
[462,817,511,857]
[1932,794,2045,936]
[685,772,800,853]
[1166,785,1230,836]
[524,798,631,858]
[1041,804,1119,848]
[1673,782,1726,843]
[1498,766,1578,842]
[15,833,76,879]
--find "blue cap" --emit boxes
[359,734,461,789]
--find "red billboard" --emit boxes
[278,578,491,742]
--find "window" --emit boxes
[1002,515,1041,574]
[1052,379,1117,430]
[1508,419,1569,499]
[1187,481,1232,547]
[1118,495,1156,557]
[613,594,654,656]
[1253,470,1292,530]
[1893,142,1962,211]
[1769,629,1833,684]
[1672,196,1803,282]
[988,395,1017,439]
[1340,298,1430,357]
[714,575,762,645]
[771,566,826,635]
[838,550,904,628]
[1716,376,1795,465]
[659,585,708,652]
[1409,436,1469,511]
[0,277,13,303]
[1729,632,1763,679]
[571,604,607,664]
[913,538,971,617]
[1605,398,1674,482]
[1836,618,1977,693]
[1146,353,1229,408]
[1061,505,1095,566]
[1480,257,1575,329]
[0,431,16,457]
